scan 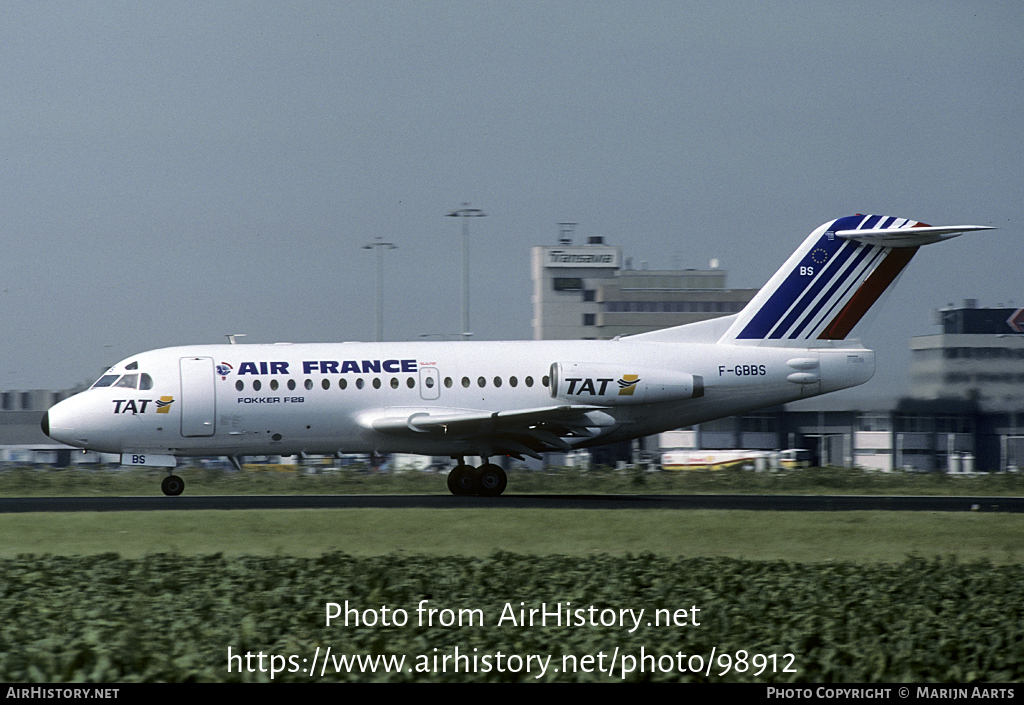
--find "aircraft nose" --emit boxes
[41,400,79,446]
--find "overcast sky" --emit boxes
[1,1,1020,403]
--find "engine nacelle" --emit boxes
[549,362,704,405]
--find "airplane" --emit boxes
[41,215,992,497]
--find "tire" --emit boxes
[477,464,508,497]
[161,474,185,496]
[446,464,476,496]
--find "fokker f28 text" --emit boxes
[42,215,991,496]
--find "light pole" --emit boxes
[362,236,398,342]
[445,203,486,340]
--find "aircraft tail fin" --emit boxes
[718,215,993,344]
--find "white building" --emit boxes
[910,301,1024,411]
[531,227,757,340]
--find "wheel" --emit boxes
[161,474,185,496]
[476,463,507,497]
[446,464,476,496]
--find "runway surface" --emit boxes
[1,494,1022,513]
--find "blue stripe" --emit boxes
[832,214,870,232]
[787,243,877,339]
[862,215,882,229]
[813,245,888,335]
[737,232,847,339]
[768,240,859,339]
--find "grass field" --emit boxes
[2,464,1023,564]
[4,463,1024,497]
[2,508,1023,564]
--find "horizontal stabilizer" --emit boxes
[836,224,994,248]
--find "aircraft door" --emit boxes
[419,367,440,400]
[180,357,216,437]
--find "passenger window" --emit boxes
[372,378,381,389]
[444,377,453,388]
[305,379,313,390]
[356,378,365,389]
[322,379,331,390]
[114,374,139,389]
[339,379,347,390]
[390,378,399,389]
[270,379,279,391]
[253,380,262,391]
[288,379,296,391]
[525,376,534,387]
[407,377,416,389]
[509,376,518,387]
[461,377,470,388]
[236,380,244,391]
[493,376,502,387]
[477,377,486,388]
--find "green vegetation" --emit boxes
[1,552,1021,682]
[1,508,1023,564]
[4,463,1024,497]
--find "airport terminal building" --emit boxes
[531,227,757,340]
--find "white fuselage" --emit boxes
[43,338,874,459]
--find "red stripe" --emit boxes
[818,247,918,340]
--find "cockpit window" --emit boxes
[140,373,154,390]
[114,374,139,389]
[92,374,121,388]
[125,361,139,371]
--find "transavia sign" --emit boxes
[545,247,620,268]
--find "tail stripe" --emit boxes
[735,233,848,339]
[793,244,887,339]
[766,238,862,338]
[783,242,884,339]
[818,246,918,339]
[733,215,920,341]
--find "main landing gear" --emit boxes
[161,473,185,496]
[447,458,508,497]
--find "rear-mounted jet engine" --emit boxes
[549,362,704,405]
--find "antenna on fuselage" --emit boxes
[226,334,247,345]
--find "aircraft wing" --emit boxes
[360,404,616,459]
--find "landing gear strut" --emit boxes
[161,473,185,496]
[447,458,507,497]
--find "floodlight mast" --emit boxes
[361,236,398,342]
[446,204,486,341]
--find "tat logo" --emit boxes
[563,374,640,397]
[112,396,174,414]
[617,375,640,396]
